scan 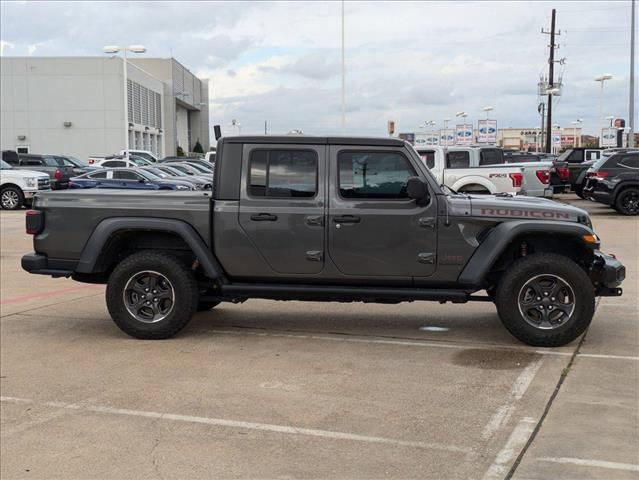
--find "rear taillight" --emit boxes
[557,167,569,181]
[535,170,550,184]
[54,169,62,180]
[509,172,523,187]
[88,159,95,164]
[593,171,608,178]
[25,210,43,235]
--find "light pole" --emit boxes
[340,0,346,134]
[571,119,583,148]
[483,106,493,119]
[103,45,146,162]
[595,74,613,147]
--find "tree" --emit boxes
[193,139,204,153]
[176,145,185,157]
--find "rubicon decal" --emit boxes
[480,208,571,219]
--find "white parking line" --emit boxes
[482,417,537,480]
[212,329,639,361]
[0,396,471,454]
[538,457,639,472]
[481,359,543,440]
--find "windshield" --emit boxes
[135,169,160,180]
[591,155,612,170]
[130,156,150,166]
[159,166,188,177]
[185,163,209,173]
[65,156,87,167]
[0,159,12,169]
[131,151,157,162]
[166,164,192,174]
[144,168,169,178]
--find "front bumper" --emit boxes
[591,250,625,296]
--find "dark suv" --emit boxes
[583,151,639,215]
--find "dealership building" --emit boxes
[0,56,209,160]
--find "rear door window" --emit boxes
[88,171,107,179]
[479,149,504,165]
[338,151,415,199]
[112,171,142,180]
[102,160,125,168]
[567,150,585,163]
[618,154,639,169]
[21,156,43,166]
[446,151,470,169]
[249,149,317,198]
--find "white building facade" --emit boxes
[0,56,209,161]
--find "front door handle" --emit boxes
[250,213,278,222]
[333,215,361,224]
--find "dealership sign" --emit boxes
[455,124,473,145]
[440,129,455,146]
[601,127,617,147]
[414,132,439,145]
[552,130,562,147]
[478,119,497,143]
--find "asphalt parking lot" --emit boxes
[1,195,637,479]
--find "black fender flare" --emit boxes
[75,217,226,281]
[457,220,596,287]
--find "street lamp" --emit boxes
[103,45,147,161]
[229,119,241,135]
[571,119,583,148]
[483,106,494,119]
[595,74,613,147]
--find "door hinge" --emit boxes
[418,217,437,228]
[418,252,436,264]
[306,250,323,262]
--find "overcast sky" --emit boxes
[0,1,635,136]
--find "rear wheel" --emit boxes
[495,253,595,347]
[106,251,198,339]
[1,186,24,210]
[614,188,639,215]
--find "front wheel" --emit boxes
[614,188,639,215]
[106,251,199,339]
[1,186,24,210]
[495,253,595,347]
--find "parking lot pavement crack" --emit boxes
[503,327,589,479]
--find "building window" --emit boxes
[127,80,133,122]
[132,83,141,124]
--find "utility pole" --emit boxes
[542,9,559,153]
[630,0,636,147]
[264,120,268,135]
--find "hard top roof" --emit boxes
[222,136,405,147]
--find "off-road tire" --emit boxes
[106,251,198,339]
[614,187,639,216]
[1,186,24,210]
[495,253,595,347]
[197,300,220,312]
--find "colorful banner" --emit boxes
[552,130,562,147]
[601,127,617,147]
[440,129,455,146]
[455,124,474,145]
[478,119,497,143]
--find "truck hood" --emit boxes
[468,194,588,223]
[1,169,49,179]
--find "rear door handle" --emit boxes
[250,213,278,221]
[333,215,361,224]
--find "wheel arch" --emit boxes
[75,217,226,281]
[452,176,496,193]
[1,182,25,193]
[458,220,597,288]
[612,181,639,205]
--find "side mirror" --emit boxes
[406,177,430,205]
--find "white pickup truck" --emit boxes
[414,146,553,197]
[414,146,524,195]
[0,159,51,210]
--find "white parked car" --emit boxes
[0,159,51,210]
[93,156,152,169]
[119,149,159,163]
[204,150,216,162]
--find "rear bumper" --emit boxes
[21,252,73,277]
[591,250,625,296]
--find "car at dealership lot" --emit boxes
[70,168,196,191]
[22,135,625,347]
[557,147,603,192]
[0,159,50,210]
[119,149,159,163]
[583,151,639,215]
[92,155,152,169]
[502,152,570,194]
[52,155,100,176]
[148,165,212,189]
[5,153,74,190]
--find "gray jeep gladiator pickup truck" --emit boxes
[22,136,625,347]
